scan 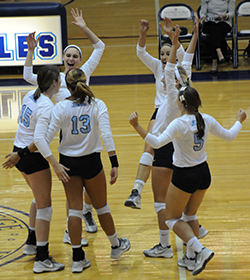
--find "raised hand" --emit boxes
[71,8,86,29]
[172,25,180,47]
[25,32,40,51]
[193,12,199,34]
[129,111,139,128]
[237,109,247,123]
[159,17,174,36]
[139,19,149,33]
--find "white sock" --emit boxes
[72,244,81,249]
[159,229,170,248]
[29,226,35,231]
[37,241,48,247]
[186,245,196,259]
[133,180,145,194]
[83,202,93,215]
[187,236,203,253]
[107,231,119,247]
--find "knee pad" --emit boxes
[139,152,154,166]
[165,218,180,230]
[181,213,198,222]
[96,204,110,215]
[154,202,166,214]
[32,198,36,204]
[68,209,83,219]
[36,207,52,222]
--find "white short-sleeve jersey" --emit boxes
[23,40,105,103]
[14,90,54,150]
[136,43,185,108]
[145,113,242,167]
[43,98,115,157]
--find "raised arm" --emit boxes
[23,32,40,84]
[168,25,180,64]
[71,8,100,45]
[138,19,149,48]
[24,32,40,67]
[186,13,199,54]
[160,17,180,49]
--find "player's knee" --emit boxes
[165,218,180,230]
[36,207,52,222]
[96,204,110,215]
[139,152,154,166]
[154,202,165,214]
[181,213,198,222]
[68,209,83,219]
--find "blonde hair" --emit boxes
[65,68,95,105]
[176,65,192,88]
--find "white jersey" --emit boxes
[23,40,105,103]
[152,52,194,136]
[136,43,185,108]
[40,98,115,158]
[145,113,242,167]
[14,90,54,150]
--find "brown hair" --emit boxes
[33,65,60,101]
[65,68,94,105]
[179,86,205,139]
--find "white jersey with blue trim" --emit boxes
[44,97,115,157]
[136,43,185,108]
[14,90,54,149]
[152,52,194,136]
[23,40,105,103]
[145,113,242,167]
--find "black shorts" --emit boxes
[150,108,159,121]
[60,152,103,180]
[153,142,174,169]
[171,161,211,194]
[13,146,49,175]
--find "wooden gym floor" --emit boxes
[0,0,250,279]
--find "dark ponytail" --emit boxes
[179,86,205,139]
[34,65,60,101]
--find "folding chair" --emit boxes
[158,3,195,59]
[234,0,250,68]
[196,5,235,70]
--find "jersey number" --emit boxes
[71,114,91,134]
[193,132,204,151]
[20,105,32,127]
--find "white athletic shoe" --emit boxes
[33,257,65,273]
[177,254,195,271]
[143,244,173,258]
[198,225,209,239]
[63,230,88,247]
[192,247,214,276]
[83,211,97,233]
[72,258,90,273]
[23,244,36,255]
[124,189,141,209]
[110,238,130,259]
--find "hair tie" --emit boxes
[195,110,198,113]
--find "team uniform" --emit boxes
[37,97,115,180]
[23,40,105,102]
[145,113,242,193]
[152,52,194,169]
[14,90,54,174]
[136,43,185,119]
